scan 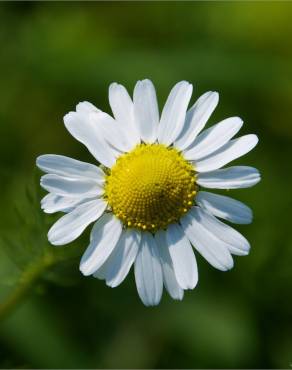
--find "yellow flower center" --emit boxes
[104,144,197,232]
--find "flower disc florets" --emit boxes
[104,143,197,232]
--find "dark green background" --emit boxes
[0,2,291,368]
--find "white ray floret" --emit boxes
[158,81,193,146]
[94,229,141,288]
[194,134,259,172]
[166,224,198,290]
[184,116,243,160]
[133,79,159,143]
[48,199,107,246]
[155,230,184,300]
[175,91,219,150]
[80,213,123,276]
[196,191,253,224]
[134,232,163,306]
[197,166,261,189]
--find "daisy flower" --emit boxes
[37,80,260,306]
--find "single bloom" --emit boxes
[37,80,261,306]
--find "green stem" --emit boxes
[0,253,55,321]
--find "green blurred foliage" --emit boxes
[0,1,291,368]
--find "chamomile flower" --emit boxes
[37,80,260,306]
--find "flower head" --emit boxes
[37,80,260,306]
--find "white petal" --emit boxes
[158,81,193,146]
[196,191,253,224]
[184,117,243,160]
[134,232,163,306]
[76,101,100,114]
[36,155,105,182]
[175,91,219,150]
[80,214,122,276]
[64,110,118,168]
[41,193,96,214]
[108,83,140,145]
[181,207,234,271]
[194,134,259,173]
[109,83,133,123]
[97,229,141,288]
[40,174,103,198]
[90,111,134,153]
[194,207,250,256]
[155,230,184,300]
[197,166,261,189]
[48,199,107,246]
[165,224,198,290]
[133,79,159,143]
[92,262,108,280]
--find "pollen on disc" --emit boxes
[104,143,197,232]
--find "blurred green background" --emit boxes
[0,1,291,368]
